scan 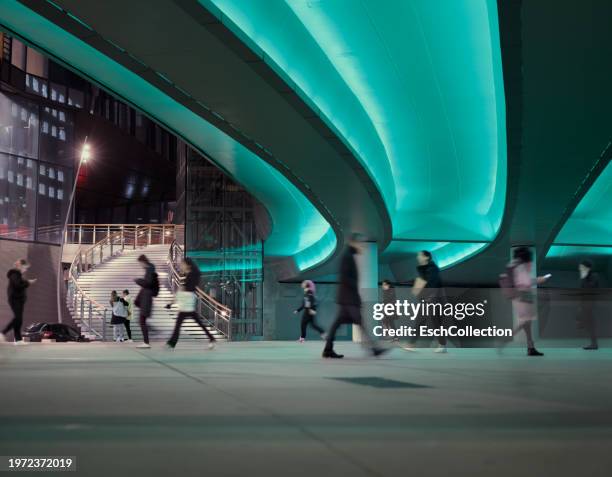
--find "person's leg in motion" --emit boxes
[3,299,24,342]
[309,316,325,336]
[404,314,426,351]
[124,319,132,341]
[323,307,351,358]
[584,314,598,350]
[138,314,150,347]
[167,312,188,348]
[431,315,447,353]
[348,305,388,357]
[191,312,217,348]
[299,312,309,342]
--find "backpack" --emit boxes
[499,263,518,300]
[151,272,160,297]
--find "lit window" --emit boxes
[26,177,33,189]
[51,109,57,118]
[48,186,55,198]
[48,168,55,179]
[42,121,49,134]
[20,108,27,121]
[26,159,33,169]
[17,157,24,166]
[11,103,18,117]
[40,165,46,175]
[59,111,65,122]
[51,88,57,101]
[59,93,65,103]
[38,183,45,195]
[59,128,66,141]
[41,83,48,98]
[57,170,64,182]
[51,126,57,137]
[57,189,64,200]
[16,174,23,186]
[8,171,13,183]
[32,77,39,93]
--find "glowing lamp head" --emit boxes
[81,143,91,163]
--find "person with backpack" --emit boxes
[293,280,325,343]
[134,254,159,349]
[166,258,216,349]
[501,247,549,356]
[122,289,134,343]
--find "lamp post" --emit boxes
[56,138,90,323]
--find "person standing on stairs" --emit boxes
[122,289,133,343]
[134,254,158,349]
[110,290,128,342]
[293,280,325,342]
[1,259,36,345]
[166,258,216,350]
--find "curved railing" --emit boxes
[168,241,232,339]
[65,231,127,339]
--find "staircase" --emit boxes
[69,244,225,342]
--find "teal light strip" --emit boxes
[1,0,336,271]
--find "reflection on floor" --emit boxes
[1,341,611,477]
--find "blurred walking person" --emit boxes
[166,258,216,349]
[403,251,448,353]
[110,290,128,342]
[381,279,398,340]
[294,280,325,342]
[322,234,388,359]
[506,247,549,356]
[134,255,159,349]
[1,260,36,345]
[578,260,599,350]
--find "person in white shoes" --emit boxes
[403,251,448,353]
[2,259,36,345]
[293,280,325,343]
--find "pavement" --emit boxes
[1,340,611,476]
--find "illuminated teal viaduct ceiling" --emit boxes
[0,0,336,271]
[547,157,612,261]
[204,0,507,268]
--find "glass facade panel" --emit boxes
[0,93,39,159]
[0,153,36,241]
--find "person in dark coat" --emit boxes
[166,258,217,349]
[578,260,599,350]
[293,280,325,342]
[134,255,156,348]
[404,251,448,353]
[2,259,36,344]
[322,234,388,359]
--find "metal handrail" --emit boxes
[66,231,127,339]
[168,241,232,340]
[65,224,184,246]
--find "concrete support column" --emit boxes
[353,241,378,342]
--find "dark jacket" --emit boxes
[336,246,360,306]
[417,261,443,300]
[135,263,156,317]
[7,269,29,303]
[580,271,599,315]
[296,290,317,312]
[182,266,201,292]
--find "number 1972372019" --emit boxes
[2,457,75,471]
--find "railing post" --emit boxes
[121,225,125,251]
[102,309,107,341]
[107,225,110,241]
[162,225,165,245]
[88,301,92,334]
[147,226,151,246]
[78,226,82,245]
[93,227,96,245]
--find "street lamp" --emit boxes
[56,138,91,323]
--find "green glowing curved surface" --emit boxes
[383,241,488,270]
[204,0,506,265]
[0,0,336,270]
[552,161,612,247]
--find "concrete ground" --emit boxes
[1,340,611,477]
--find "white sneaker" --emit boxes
[136,343,151,349]
[320,333,327,340]
[434,345,448,353]
[208,342,216,350]
[14,340,28,346]
[402,344,417,352]
[125,339,134,343]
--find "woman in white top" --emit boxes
[511,247,549,356]
[110,290,129,342]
